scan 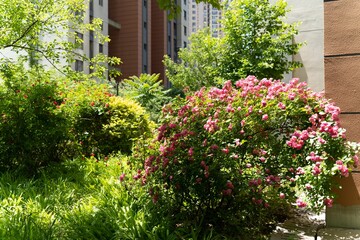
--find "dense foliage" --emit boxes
[0,68,153,173]
[138,76,359,238]
[0,64,68,173]
[164,0,302,91]
[156,0,221,18]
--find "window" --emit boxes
[99,44,103,53]
[184,26,187,36]
[75,60,84,72]
[99,0,103,6]
[144,22,147,29]
[75,32,83,49]
[90,40,94,59]
[184,41,187,48]
[184,0,186,5]
[184,10,187,20]
[89,0,94,16]
[144,43,147,51]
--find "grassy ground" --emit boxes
[0,156,156,240]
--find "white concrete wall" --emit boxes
[281,0,325,92]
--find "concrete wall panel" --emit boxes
[324,0,360,56]
[293,30,324,92]
[277,0,325,91]
[327,203,360,228]
[338,114,360,142]
[325,56,360,113]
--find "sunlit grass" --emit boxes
[0,156,152,240]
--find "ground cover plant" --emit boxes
[138,76,359,239]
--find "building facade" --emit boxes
[108,0,189,84]
[72,0,110,75]
[108,0,151,80]
[189,0,223,37]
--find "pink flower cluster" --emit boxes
[204,117,219,133]
[286,130,309,150]
[308,152,322,162]
[336,160,349,177]
[222,181,234,196]
[296,198,307,208]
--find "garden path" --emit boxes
[270,209,360,240]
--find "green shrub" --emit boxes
[0,64,68,173]
[103,96,154,155]
[61,80,154,157]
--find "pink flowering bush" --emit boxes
[138,76,359,238]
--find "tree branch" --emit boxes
[3,20,40,49]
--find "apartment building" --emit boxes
[189,0,223,37]
[72,0,110,74]
[108,0,189,84]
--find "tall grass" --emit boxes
[0,156,229,239]
[0,156,152,240]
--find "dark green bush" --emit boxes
[0,64,68,173]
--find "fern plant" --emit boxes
[120,74,171,122]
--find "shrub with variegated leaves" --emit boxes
[138,76,359,238]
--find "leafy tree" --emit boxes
[164,0,302,91]
[220,0,301,81]
[164,29,224,91]
[0,0,121,80]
